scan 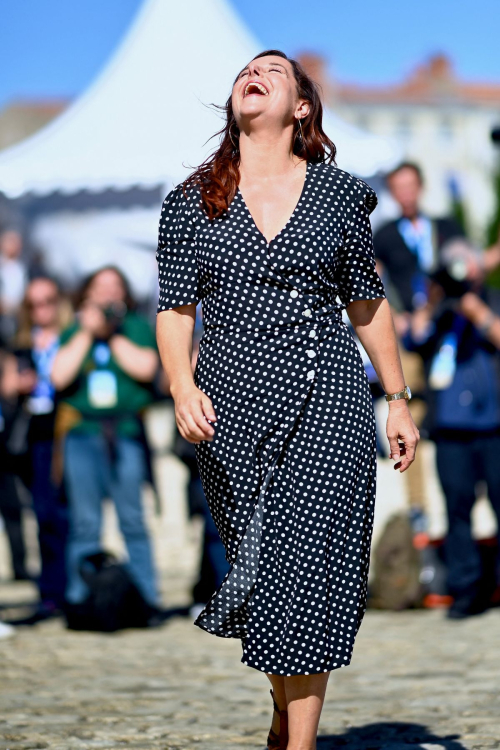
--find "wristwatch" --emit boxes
[385,385,412,403]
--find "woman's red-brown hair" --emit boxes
[183,49,337,220]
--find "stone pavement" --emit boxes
[0,402,499,750]
[1,582,499,750]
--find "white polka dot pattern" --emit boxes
[156,162,386,675]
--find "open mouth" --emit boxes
[244,81,269,97]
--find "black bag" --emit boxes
[64,551,154,632]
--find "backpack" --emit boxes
[369,513,423,610]
[64,551,154,632]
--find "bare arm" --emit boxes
[347,297,420,472]
[1,353,36,399]
[52,301,111,391]
[109,335,158,382]
[483,243,500,274]
[458,292,500,349]
[156,305,216,444]
[51,329,93,391]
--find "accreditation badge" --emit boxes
[87,370,118,408]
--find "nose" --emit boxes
[247,62,263,78]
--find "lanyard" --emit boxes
[93,342,112,367]
[397,216,435,272]
[32,333,59,382]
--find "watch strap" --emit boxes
[385,386,410,402]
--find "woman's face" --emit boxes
[26,279,59,328]
[86,269,126,308]
[232,55,309,131]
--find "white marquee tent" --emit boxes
[0,0,401,297]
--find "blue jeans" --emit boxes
[64,432,159,606]
[191,476,230,604]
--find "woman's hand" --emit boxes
[173,383,217,444]
[17,368,38,395]
[79,302,108,338]
[386,400,420,473]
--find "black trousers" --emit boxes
[435,432,500,599]
[0,471,27,579]
[31,440,68,605]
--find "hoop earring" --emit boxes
[294,117,305,150]
[298,118,304,143]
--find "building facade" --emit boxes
[299,53,500,244]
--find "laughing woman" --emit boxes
[156,50,419,750]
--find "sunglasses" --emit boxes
[27,296,58,309]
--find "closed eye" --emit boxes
[237,65,286,80]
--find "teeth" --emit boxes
[244,82,269,96]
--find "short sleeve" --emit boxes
[336,180,386,308]
[123,313,157,350]
[59,322,79,346]
[156,184,201,313]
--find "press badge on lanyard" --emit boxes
[88,342,118,408]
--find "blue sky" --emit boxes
[1,0,499,108]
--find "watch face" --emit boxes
[405,385,412,400]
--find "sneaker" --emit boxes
[446,594,488,620]
[189,603,206,620]
[0,622,15,639]
[145,604,169,628]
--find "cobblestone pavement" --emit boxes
[1,587,499,750]
[0,407,499,750]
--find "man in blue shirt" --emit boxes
[373,162,465,316]
[373,161,500,319]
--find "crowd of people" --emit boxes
[0,157,500,630]
[0,237,228,630]
[372,161,500,619]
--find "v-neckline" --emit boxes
[236,161,310,247]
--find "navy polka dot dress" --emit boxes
[157,162,387,675]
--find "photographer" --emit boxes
[51,266,160,612]
[403,239,500,619]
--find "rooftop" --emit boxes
[298,53,500,107]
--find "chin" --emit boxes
[240,100,268,115]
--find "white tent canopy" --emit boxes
[0,0,400,199]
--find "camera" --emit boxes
[102,301,127,337]
[431,237,482,299]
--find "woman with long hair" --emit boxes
[51,266,160,615]
[156,50,419,749]
[15,277,72,606]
